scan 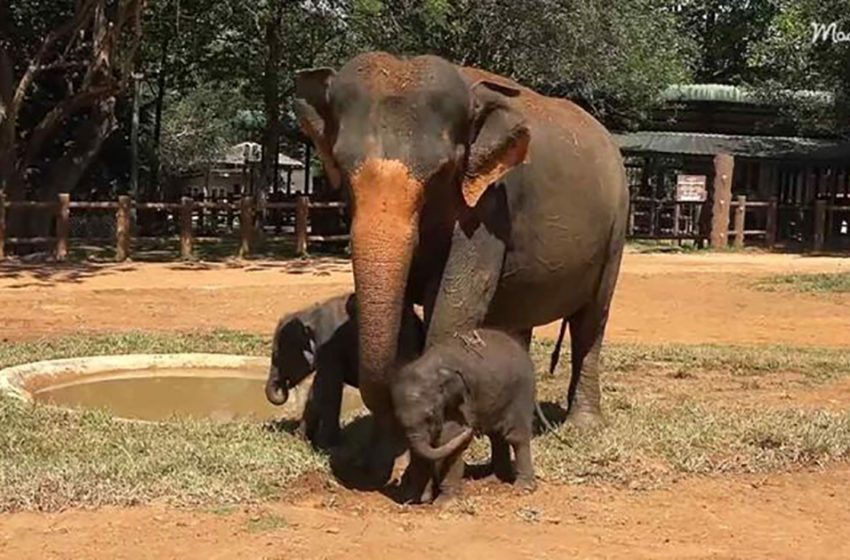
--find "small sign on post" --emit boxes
[675,174,708,202]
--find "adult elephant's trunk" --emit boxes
[349,159,424,415]
[408,427,473,461]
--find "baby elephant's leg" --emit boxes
[489,433,514,482]
[508,433,536,492]
[314,361,345,448]
[433,422,469,505]
[298,380,321,444]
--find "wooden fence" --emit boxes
[0,193,349,262]
[2,191,847,262]
[627,194,849,252]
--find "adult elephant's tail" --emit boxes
[548,318,568,375]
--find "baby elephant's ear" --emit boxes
[301,325,318,370]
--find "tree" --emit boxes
[344,0,695,129]
[746,0,850,135]
[0,0,147,240]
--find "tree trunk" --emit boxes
[151,33,169,202]
[260,3,283,196]
[27,99,118,239]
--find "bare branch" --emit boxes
[21,85,117,170]
[11,1,97,123]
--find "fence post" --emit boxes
[672,201,682,242]
[813,199,827,253]
[765,197,778,249]
[116,196,132,261]
[295,195,309,256]
[239,195,254,258]
[180,196,193,260]
[710,153,734,249]
[0,192,5,261]
[733,195,746,249]
[55,193,70,261]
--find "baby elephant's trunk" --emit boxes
[265,374,288,406]
[410,427,473,461]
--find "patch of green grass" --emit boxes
[627,240,704,254]
[0,394,325,512]
[245,512,289,532]
[532,339,850,381]
[754,272,850,294]
[2,331,850,511]
[0,330,269,370]
[531,397,850,486]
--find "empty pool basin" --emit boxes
[0,354,363,423]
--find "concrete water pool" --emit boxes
[0,354,363,423]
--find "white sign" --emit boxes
[675,174,708,202]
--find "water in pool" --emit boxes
[32,368,289,422]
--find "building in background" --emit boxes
[179,142,313,200]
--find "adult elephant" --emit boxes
[294,52,627,471]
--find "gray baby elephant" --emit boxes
[266,293,424,449]
[391,328,538,503]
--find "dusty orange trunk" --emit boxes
[349,158,424,415]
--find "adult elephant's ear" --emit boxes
[294,67,342,190]
[462,80,531,208]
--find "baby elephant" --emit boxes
[391,329,537,503]
[265,293,424,449]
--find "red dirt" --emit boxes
[2,468,850,559]
[1,252,848,346]
[2,250,850,558]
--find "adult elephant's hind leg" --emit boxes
[564,236,624,429]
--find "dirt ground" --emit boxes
[1,250,850,559]
[1,250,849,346]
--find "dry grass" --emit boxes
[1,331,850,511]
[754,272,850,294]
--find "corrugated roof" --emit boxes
[661,84,834,106]
[793,141,850,161]
[615,131,836,158]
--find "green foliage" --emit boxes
[745,0,850,134]
[347,0,694,128]
[158,85,255,176]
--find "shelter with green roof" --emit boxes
[615,84,850,251]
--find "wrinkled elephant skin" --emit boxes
[294,52,628,470]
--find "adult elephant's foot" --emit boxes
[514,476,537,494]
[363,416,405,486]
[563,407,606,430]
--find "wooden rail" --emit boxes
[726,196,778,248]
[0,193,350,262]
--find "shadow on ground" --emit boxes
[266,399,571,504]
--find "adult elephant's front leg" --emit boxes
[425,188,507,346]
